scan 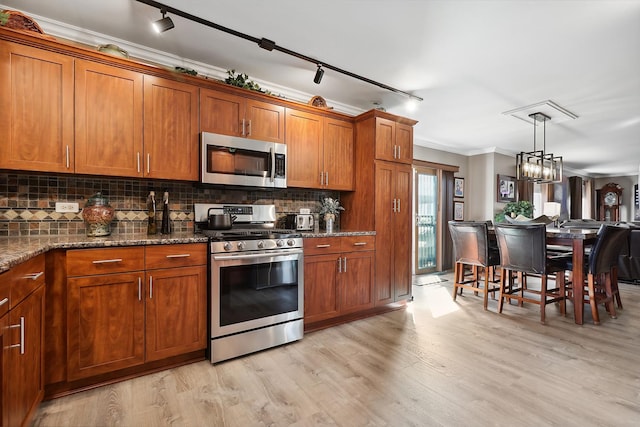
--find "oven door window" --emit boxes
[207,145,270,178]
[219,258,299,326]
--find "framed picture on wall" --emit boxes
[454,201,464,221]
[497,174,517,203]
[454,177,465,198]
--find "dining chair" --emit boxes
[573,224,630,324]
[448,221,500,310]
[494,223,569,324]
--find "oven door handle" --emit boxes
[213,249,303,261]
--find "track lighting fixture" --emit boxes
[313,65,324,84]
[152,9,174,33]
[135,0,422,102]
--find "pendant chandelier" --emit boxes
[516,112,563,183]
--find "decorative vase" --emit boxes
[82,192,115,237]
[324,213,335,234]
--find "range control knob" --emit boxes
[223,242,233,251]
[237,241,246,250]
[276,239,284,247]
[287,239,296,246]
[257,240,265,249]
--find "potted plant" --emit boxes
[494,200,533,223]
[319,197,344,233]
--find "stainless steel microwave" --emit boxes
[200,132,286,189]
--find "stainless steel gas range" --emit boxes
[194,203,304,363]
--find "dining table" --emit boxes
[545,227,599,325]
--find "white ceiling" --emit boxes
[3,0,639,177]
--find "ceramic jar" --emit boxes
[82,192,115,236]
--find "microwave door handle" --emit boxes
[270,147,275,183]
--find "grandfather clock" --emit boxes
[599,183,622,221]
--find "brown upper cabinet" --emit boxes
[375,117,413,164]
[75,61,199,181]
[200,88,285,143]
[0,40,74,173]
[286,108,354,191]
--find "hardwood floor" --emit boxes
[33,274,640,426]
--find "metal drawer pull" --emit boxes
[353,242,367,246]
[337,257,342,273]
[166,253,191,258]
[343,257,347,272]
[24,271,44,280]
[92,258,123,264]
[316,244,331,248]
[0,298,8,307]
[9,317,25,354]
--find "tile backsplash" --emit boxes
[0,172,337,237]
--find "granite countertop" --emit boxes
[0,230,376,273]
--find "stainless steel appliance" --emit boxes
[194,203,303,363]
[285,213,314,231]
[200,132,287,189]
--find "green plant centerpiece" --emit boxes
[494,200,533,223]
[225,69,271,94]
[319,197,344,233]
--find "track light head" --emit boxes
[313,65,324,84]
[152,9,175,33]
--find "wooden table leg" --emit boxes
[572,239,585,325]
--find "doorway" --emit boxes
[414,167,439,275]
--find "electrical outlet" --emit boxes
[55,202,79,213]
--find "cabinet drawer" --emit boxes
[67,247,145,277]
[340,235,375,252]
[145,243,207,270]
[8,253,45,309]
[0,272,10,317]
[303,237,343,256]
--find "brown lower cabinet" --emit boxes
[64,244,207,382]
[303,236,375,327]
[1,254,46,427]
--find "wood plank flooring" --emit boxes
[32,274,640,426]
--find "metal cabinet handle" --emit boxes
[392,199,397,212]
[316,244,331,248]
[320,171,324,186]
[353,242,367,246]
[147,153,151,174]
[166,253,191,258]
[149,276,153,299]
[325,171,329,186]
[393,145,397,159]
[343,257,347,272]
[337,257,342,273]
[241,119,246,136]
[137,152,141,173]
[397,198,401,213]
[138,277,142,301]
[397,145,401,159]
[247,119,252,136]
[24,271,44,281]
[92,258,123,264]
[9,317,25,354]
[0,298,8,307]
[66,145,70,169]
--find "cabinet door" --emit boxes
[324,118,354,191]
[8,285,44,427]
[395,123,413,164]
[67,273,144,380]
[144,76,199,181]
[285,108,324,189]
[393,165,413,301]
[245,99,285,143]
[145,266,207,362]
[339,251,375,314]
[374,162,395,306]
[304,254,339,324]
[374,117,396,162]
[0,41,74,173]
[75,60,144,177]
[200,88,244,136]
[0,312,7,427]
